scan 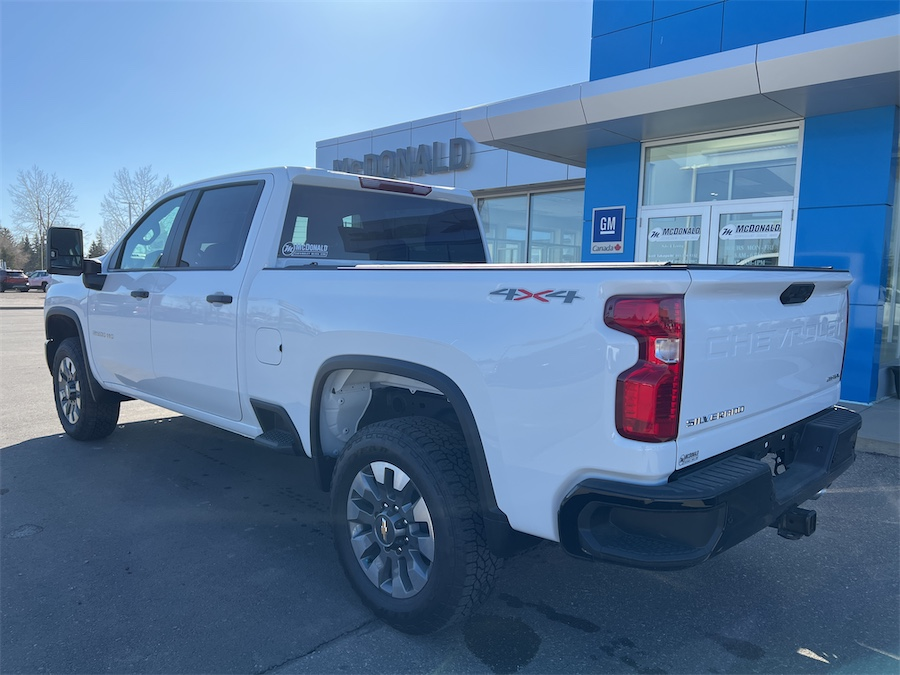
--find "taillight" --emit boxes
[604,295,685,442]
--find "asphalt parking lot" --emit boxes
[1,290,898,674]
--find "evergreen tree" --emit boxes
[87,233,108,258]
[19,235,40,271]
[0,227,24,269]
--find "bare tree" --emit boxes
[100,166,173,243]
[7,165,78,264]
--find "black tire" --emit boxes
[41,282,48,292]
[52,337,120,440]
[331,417,499,634]
[18,286,29,292]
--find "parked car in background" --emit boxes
[0,269,30,292]
[26,270,53,292]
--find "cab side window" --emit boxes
[177,183,263,269]
[116,195,185,270]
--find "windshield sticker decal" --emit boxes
[282,242,329,258]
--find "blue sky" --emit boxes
[1,0,591,243]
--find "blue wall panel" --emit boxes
[592,0,653,37]
[795,201,893,403]
[582,143,641,261]
[650,3,724,68]
[653,0,722,20]
[805,0,900,32]
[841,304,882,403]
[722,0,806,50]
[795,205,892,306]
[590,1,900,84]
[798,107,898,209]
[590,24,653,79]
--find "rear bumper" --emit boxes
[558,406,861,569]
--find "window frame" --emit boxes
[171,180,265,271]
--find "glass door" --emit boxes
[710,201,793,266]
[639,206,710,264]
[638,201,794,265]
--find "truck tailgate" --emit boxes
[676,268,851,467]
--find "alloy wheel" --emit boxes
[346,460,435,599]
[57,356,82,425]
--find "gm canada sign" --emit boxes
[591,206,625,254]
[333,138,473,180]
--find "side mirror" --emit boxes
[47,227,84,276]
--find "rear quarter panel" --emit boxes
[244,265,693,540]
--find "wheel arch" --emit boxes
[45,308,86,371]
[45,308,105,403]
[311,355,534,557]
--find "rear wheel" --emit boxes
[53,337,120,440]
[331,417,499,634]
[41,282,48,292]
[17,286,29,292]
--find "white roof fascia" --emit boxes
[469,84,587,140]
[758,14,900,92]
[580,46,761,123]
[460,15,899,165]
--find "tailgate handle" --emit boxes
[780,283,815,305]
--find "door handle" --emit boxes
[130,290,150,299]
[206,293,233,304]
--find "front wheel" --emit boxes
[331,417,499,634]
[52,337,120,440]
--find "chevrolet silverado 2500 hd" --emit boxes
[45,167,861,633]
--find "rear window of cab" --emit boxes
[278,184,486,264]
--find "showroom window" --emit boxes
[477,187,584,263]
[642,128,799,206]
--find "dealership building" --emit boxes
[316,0,900,404]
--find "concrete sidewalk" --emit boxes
[842,396,900,457]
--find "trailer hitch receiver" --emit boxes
[773,507,817,540]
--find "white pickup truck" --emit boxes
[45,167,861,633]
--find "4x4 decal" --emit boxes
[490,288,583,304]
